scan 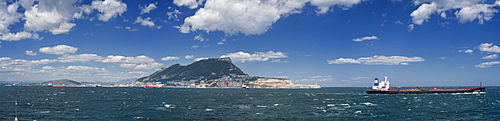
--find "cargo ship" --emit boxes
[366,76,485,94]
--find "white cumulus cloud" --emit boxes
[408,24,415,31]
[0,57,11,62]
[134,62,163,70]
[458,49,474,53]
[173,0,205,9]
[478,43,500,53]
[50,23,76,35]
[134,16,156,27]
[195,57,209,61]
[21,0,79,35]
[101,55,154,63]
[328,55,425,65]
[0,56,151,82]
[140,2,157,14]
[410,0,499,25]
[25,50,37,56]
[482,54,498,59]
[179,0,362,35]
[39,45,78,55]
[475,61,500,68]
[65,65,107,72]
[90,0,127,22]
[0,57,56,72]
[57,54,104,63]
[161,56,181,61]
[352,36,379,42]
[0,1,24,40]
[100,55,162,70]
[455,3,499,24]
[327,58,360,64]
[0,31,39,41]
[410,2,437,25]
[1,0,128,42]
[220,51,288,63]
[119,63,137,68]
[167,8,182,21]
[42,66,55,70]
[120,62,163,70]
[296,75,333,83]
[185,55,195,59]
[194,34,206,42]
[310,0,362,14]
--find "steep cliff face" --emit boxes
[137,57,248,83]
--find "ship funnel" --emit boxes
[372,78,379,89]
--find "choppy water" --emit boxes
[1,87,499,120]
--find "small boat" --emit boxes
[241,84,248,89]
[366,76,485,94]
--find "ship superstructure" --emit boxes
[371,76,390,91]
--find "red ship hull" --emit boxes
[29,85,52,87]
[144,86,163,88]
[367,87,485,94]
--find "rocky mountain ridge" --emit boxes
[135,57,320,88]
[42,79,81,86]
[136,57,249,84]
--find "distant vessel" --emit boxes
[241,84,248,89]
[144,85,163,88]
[366,76,485,94]
[29,84,52,87]
[52,84,66,87]
[29,84,66,87]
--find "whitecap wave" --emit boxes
[164,104,174,108]
[256,105,267,108]
[360,102,376,106]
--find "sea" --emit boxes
[1,86,499,121]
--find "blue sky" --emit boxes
[1,0,500,87]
